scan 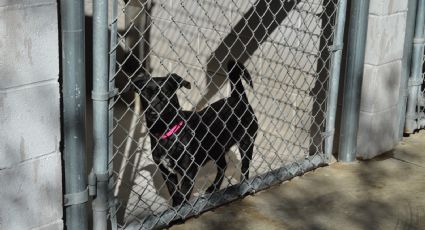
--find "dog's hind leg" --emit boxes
[239,135,255,181]
[158,164,184,206]
[206,156,227,193]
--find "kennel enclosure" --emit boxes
[88,0,349,229]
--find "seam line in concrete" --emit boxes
[0,151,59,172]
[360,104,398,115]
[30,219,63,230]
[0,2,55,12]
[0,78,58,93]
[364,59,402,67]
[391,156,425,169]
[369,11,408,17]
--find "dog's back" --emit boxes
[192,61,258,161]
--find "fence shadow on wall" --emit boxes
[195,0,300,110]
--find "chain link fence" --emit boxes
[107,0,341,228]
[420,52,425,128]
[417,53,425,129]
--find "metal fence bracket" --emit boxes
[64,187,89,207]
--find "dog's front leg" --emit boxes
[179,164,198,204]
[158,164,184,206]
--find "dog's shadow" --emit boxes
[141,149,242,198]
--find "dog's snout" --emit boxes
[147,110,158,118]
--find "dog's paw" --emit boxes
[171,194,186,207]
[239,181,254,196]
[205,185,218,194]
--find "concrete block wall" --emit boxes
[0,0,62,229]
[356,0,408,159]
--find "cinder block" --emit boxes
[360,61,401,113]
[0,152,62,230]
[0,2,58,89]
[360,64,377,113]
[369,0,408,16]
[364,13,406,65]
[0,81,60,169]
[357,106,398,159]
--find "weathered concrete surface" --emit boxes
[0,0,62,229]
[171,130,425,230]
[355,0,408,159]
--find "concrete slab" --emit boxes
[170,130,425,230]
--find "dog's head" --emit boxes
[132,73,191,122]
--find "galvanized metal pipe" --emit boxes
[109,0,118,229]
[397,0,418,140]
[92,0,109,229]
[109,0,118,179]
[405,0,425,134]
[324,0,348,161]
[338,0,370,162]
[60,0,88,229]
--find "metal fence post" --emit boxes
[338,0,370,162]
[109,0,118,229]
[61,0,88,229]
[324,0,348,162]
[397,0,418,140]
[92,0,109,229]
[404,0,425,134]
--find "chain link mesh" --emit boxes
[419,50,425,127]
[108,0,340,228]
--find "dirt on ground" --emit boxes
[170,130,425,230]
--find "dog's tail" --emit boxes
[227,60,253,101]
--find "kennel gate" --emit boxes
[404,0,425,134]
[94,0,347,228]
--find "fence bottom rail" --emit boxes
[119,155,326,230]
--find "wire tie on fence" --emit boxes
[406,113,418,120]
[413,37,425,44]
[109,197,119,208]
[64,187,89,207]
[92,90,110,101]
[109,88,119,98]
[321,129,334,138]
[96,171,110,182]
[91,88,117,101]
[328,43,343,52]
[408,78,422,87]
[88,170,97,196]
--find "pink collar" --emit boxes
[160,120,184,139]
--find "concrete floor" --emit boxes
[170,130,425,230]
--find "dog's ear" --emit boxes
[169,73,191,89]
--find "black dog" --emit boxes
[133,61,258,206]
